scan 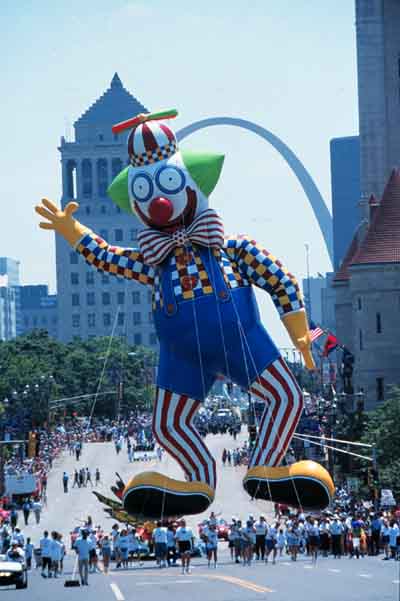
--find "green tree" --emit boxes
[362,387,400,497]
[0,331,157,425]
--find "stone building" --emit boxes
[333,170,400,408]
[56,74,157,347]
[0,276,17,341]
[356,0,400,200]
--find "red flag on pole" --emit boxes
[323,334,339,357]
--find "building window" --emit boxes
[82,159,93,198]
[147,290,152,304]
[117,292,125,305]
[102,274,109,285]
[130,228,138,241]
[112,158,123,179]
[72,293,80,306]
[86,272,95,285]
[70,251,78,265]
[376,377,384,401]
[103,313,111,327]
[113,133,119,142]
[97,158,108,197]
[132,291,141,305]
[24,316,29,327]
[359,329,363,351]
[72,314,80,328]
[88,313,96,328]
[99,229,108,240]
[101,205,106,215]
[134,333,142,345]
[102,292,111,305]
[71,272,79,285]
[358,297,362,310]
[87,292,95,306]
[115,229,123,242]
[85,206,91,215]
[116,206,121,213]
[148,312,153,323]
[33,316,38,327]
[133,312,141,325]
[149,332,158,345]
[376,312,382,333]
[98,133,104,142]
[65,159,77,198]
[117,312,125,326]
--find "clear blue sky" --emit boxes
[0,0,358,347]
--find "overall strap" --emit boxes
[160,259,178,317]
[200,247,231,303]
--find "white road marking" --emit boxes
[359,573,372,579]
[393,580,400,584]
[328,569,341,573]
[136,580,198,585]
[303,565,314,569]
[110,582,125,600]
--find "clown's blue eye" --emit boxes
[131,173,153,203]
[155,166,185,195]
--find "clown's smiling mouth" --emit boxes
[135,186,197,232]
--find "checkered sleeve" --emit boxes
[224,235,304,316]
[75,232,155,286]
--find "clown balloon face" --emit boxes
[108,117,224,230]
[128,149,202,229]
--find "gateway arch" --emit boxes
[177,117,333,265]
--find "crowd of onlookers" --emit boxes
[221,443,250,467]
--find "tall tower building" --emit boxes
[57,74,157,347]
[356,0,400,200]
[330,136,360,271]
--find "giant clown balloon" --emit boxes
[35,109,334,519]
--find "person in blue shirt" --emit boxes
[74,531,90,585]
[370,514,382,556]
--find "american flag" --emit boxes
[309,321,324,343]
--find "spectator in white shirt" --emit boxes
[205,523,218,568]
[254,516,267,561]
[175,519,194,574]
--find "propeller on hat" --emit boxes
[112,108,178,134]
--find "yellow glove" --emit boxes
[282,310,315,370]
[35,198,91,247]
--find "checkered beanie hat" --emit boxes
[127,121,178,168]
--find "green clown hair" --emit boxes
[107,151,225,214]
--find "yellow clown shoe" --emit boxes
[243,461,334,510]
[122,471,215,519]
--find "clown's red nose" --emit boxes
[149,196,173,226]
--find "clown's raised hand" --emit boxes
[35,198,90,247]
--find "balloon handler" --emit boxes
[35,109,334,519]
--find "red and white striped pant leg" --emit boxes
[152,387,216,489]
[249,357,303,468]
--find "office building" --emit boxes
[56,74,157,347]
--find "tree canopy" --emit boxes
[0,331,157,424]
[361,387,400,497]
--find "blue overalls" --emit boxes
[153,247,280,400]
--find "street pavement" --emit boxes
[2,432,397,601]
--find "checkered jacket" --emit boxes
[76,232,303,316]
